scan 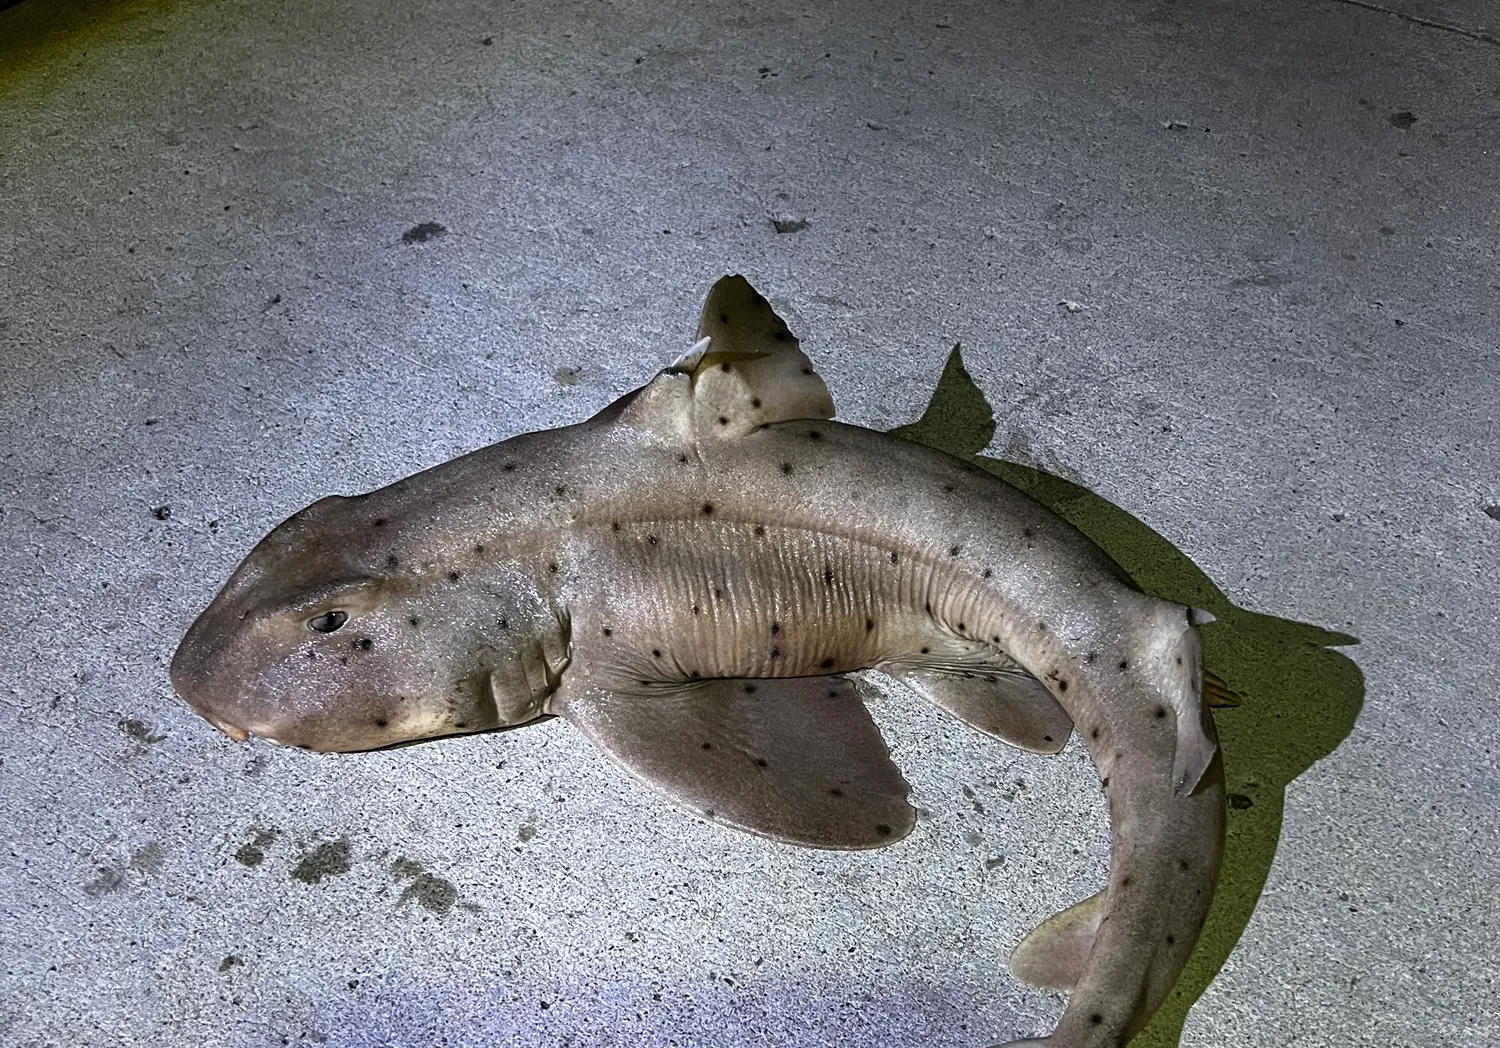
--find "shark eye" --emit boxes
[307,610,348,634]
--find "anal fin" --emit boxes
[898,668,1073,754]
[551,674,915,850]
[1009,892,1105,991]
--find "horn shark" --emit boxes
[172,275,1226,1047]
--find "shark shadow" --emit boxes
[889,346,1364,1048]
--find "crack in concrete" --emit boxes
[1331,0,1500,46]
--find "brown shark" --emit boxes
[171,275,1226,1047]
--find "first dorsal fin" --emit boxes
[689,275,836,438]
[602,275,835,442]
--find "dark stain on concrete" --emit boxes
[770,217,809,234]
[402,222,447,244]
[219,954,242,972]
[1482,504,1500,521]
[234,828,277,867]
[1388,110,1417,129]
[129,842,164,873]
[119,718,166,744]
[83,866,124,896]
[517,822,537,842]
[391,856,459,915]
[291,839,352,884]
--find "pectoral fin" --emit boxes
[899,668,1073,754]
[552,675,915,850]
[1009,891,1106,991]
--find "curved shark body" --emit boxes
[172,276,1225,1047]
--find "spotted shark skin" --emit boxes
[172,276,1226,1047]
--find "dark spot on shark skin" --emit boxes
[652,649,662,658]
[1120,876,1132,887]
[372,518,387,528]
[992,635,1001,643]
[1057,679,1068,692]
[949,545,960,557]
[718,416,730,426]
[754,524,765,536]
[780,462,794,474]
[1155,706,1168,719]
[448,570,461,581]
[602,627,612,636]
[702,503,714,515]
[473,544,486,555]
[291,839,352,885]
[1091,728,1101,740]
[751,397,762,408]
[612,521,621,531]
[375,718,388,728]
[1119,659,1129,671]
[982,568,992,578]
[957,622,966,632]
[409,616,420,627]
[554,485,567,497]
[920,647,930,654]
[755,758,768,767]
[677,453,690,464]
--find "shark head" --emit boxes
[170,494,564,751]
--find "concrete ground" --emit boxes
[1,0,1496,1045]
